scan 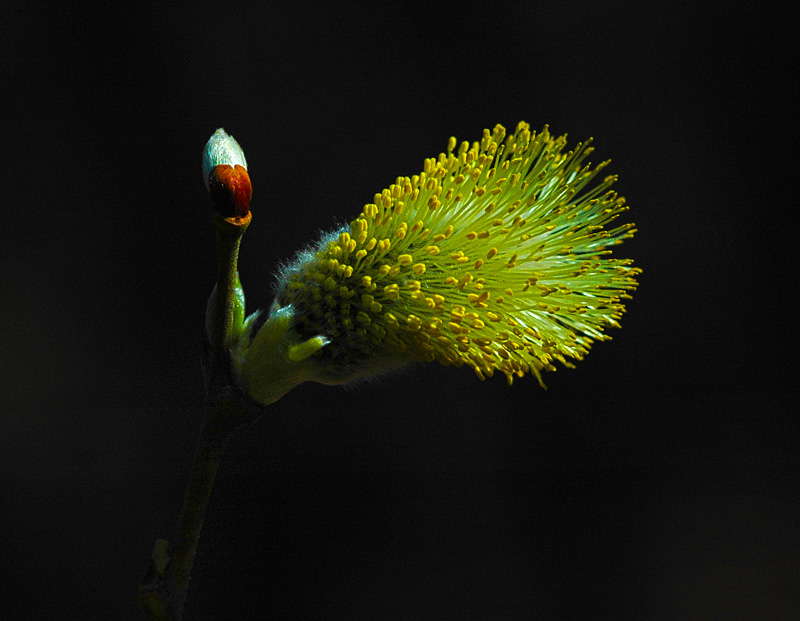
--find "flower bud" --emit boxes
[202,128,252,219]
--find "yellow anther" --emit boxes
[383,284,400,299]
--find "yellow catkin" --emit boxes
[267,122,639,391]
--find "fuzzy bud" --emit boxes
[202,128,252,219]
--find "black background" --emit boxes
[2,2,796,619]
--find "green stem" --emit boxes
[162,416,224,617]
[210,224,244,353]
[139,215,251,620]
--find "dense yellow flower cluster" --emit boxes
[239,122,639,404]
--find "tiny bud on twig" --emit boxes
[203,128,252,219]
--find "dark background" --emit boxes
[2,2,796,619]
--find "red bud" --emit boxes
[208,164,252,219]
